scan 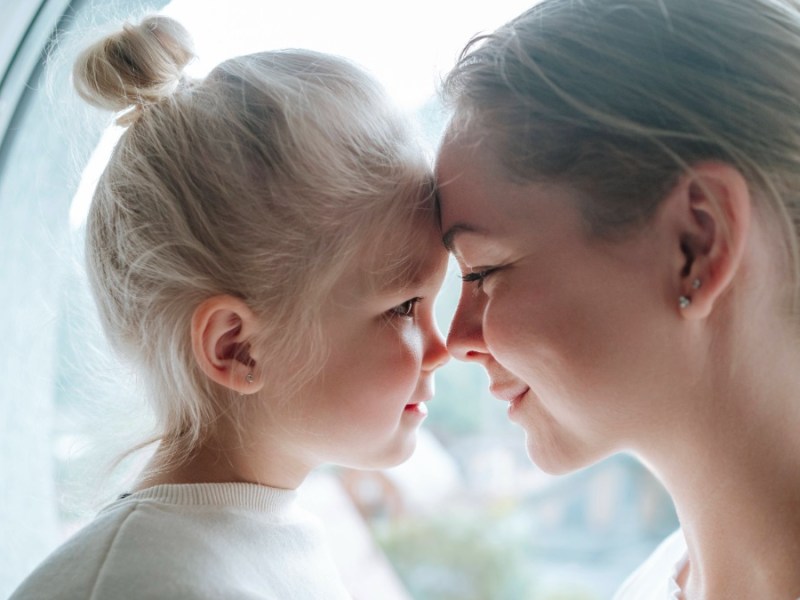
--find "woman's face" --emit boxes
[436,134,682,474]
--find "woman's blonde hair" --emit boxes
[444,0,800,306]
[74,15,434,466]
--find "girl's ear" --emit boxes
[191,295,264,394]
[660,162,751,319]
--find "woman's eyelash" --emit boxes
[460,269,494,284]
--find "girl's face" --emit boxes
[275,221,450,471]
[436,135,682,474]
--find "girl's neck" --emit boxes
[134,432,314,492]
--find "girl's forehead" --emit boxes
[353,220,448,295]
[324,234,447,315]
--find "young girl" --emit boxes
[11,15,448,600]
[437,0,800,598]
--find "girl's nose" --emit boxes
[422,321,450,371]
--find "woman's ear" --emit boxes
[191,295,264,394]
[662,162,751,319]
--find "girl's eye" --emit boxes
[391,297,421,318]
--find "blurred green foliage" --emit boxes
[375,511,537,600]
[374,508,602,600]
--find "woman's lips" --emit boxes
[489,386,530,417]
[490,385,529,403]
[508,388,528,413]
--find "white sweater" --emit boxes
[613,529,687,600]
[10,483,353,600]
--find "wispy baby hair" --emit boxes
[73,15,434,466]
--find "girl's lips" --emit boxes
[404,402,428,416]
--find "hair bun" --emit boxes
[73,15,195,119]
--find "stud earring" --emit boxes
[245,373,254,384]
[692,278,702,290]
[678,296,691,309]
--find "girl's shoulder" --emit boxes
[612,529,687,600]
[10,483,350,600]
[9,499,155,600]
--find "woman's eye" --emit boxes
[460,268,495,287]
[391,297,421,318]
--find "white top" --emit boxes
[613,529,688,600]
[10,483,352,600]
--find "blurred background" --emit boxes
[0,1,678,598]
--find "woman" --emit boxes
[437,0,800,598]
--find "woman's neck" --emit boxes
[639,343,800,600]
[676,452,800,599]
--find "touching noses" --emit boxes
[446,287,488,362]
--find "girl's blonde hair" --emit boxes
[444,0,800,307]
[74,15,435,466]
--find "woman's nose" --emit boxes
[446,287,489,363]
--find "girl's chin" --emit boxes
[346,434,418,471]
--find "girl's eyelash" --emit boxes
[390,297,422,318]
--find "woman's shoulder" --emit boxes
[613,529,687,600]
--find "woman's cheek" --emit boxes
[485,280,543,367]
[484,292,518,355]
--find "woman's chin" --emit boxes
[525,436,603,476]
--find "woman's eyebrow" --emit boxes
[442,223,484,252]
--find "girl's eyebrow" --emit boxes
[376,258,440,295]
[442,223,485,252]
[369,245,440,295]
